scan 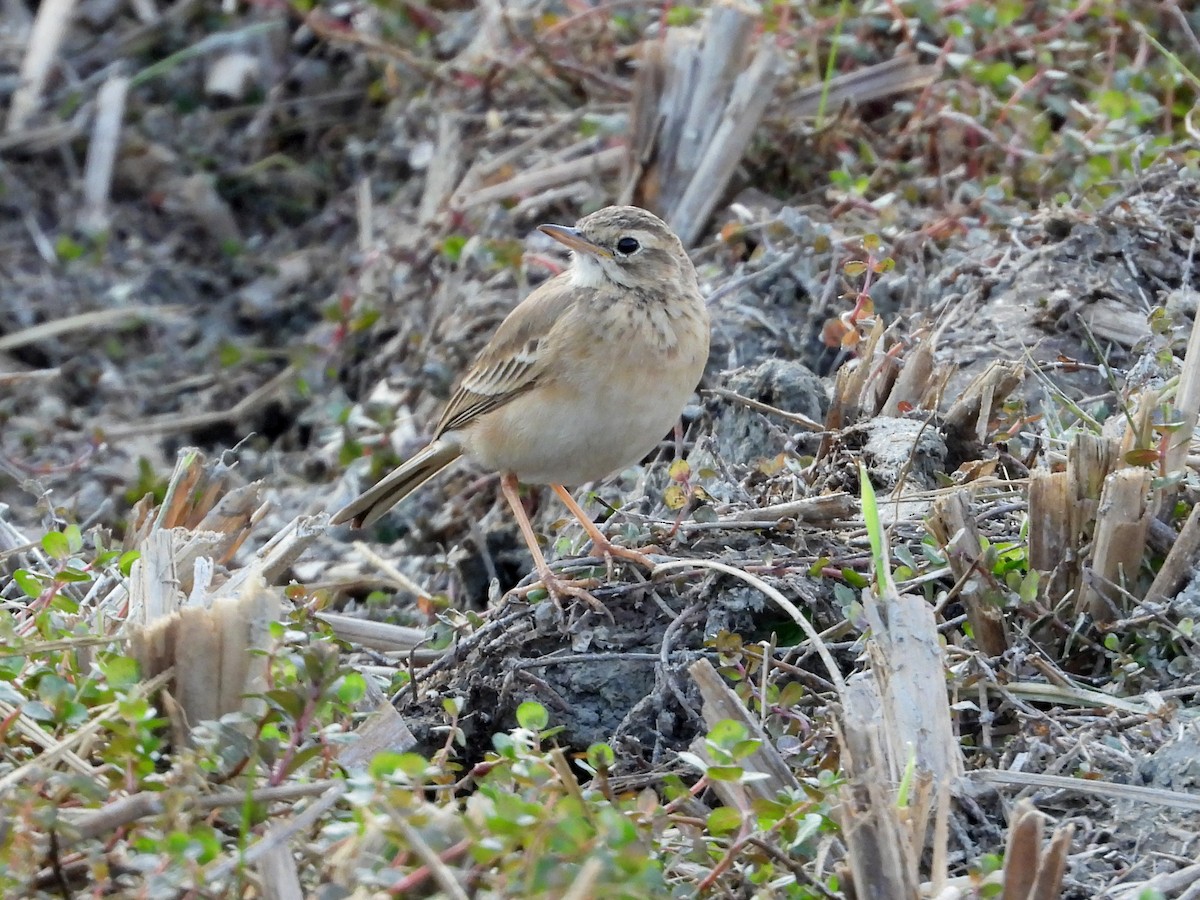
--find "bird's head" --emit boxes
[539,206,696,292]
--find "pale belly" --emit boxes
[458,347,704,485]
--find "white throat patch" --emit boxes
[570,252,635,288]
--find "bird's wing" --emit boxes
[435,274,584,437]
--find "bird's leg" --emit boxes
[551,484,659,571]
[499,474,606,612]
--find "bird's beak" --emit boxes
[538,224,612,259]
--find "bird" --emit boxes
[330,205,710,603]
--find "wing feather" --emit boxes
[434,275,586,437]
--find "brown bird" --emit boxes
[330,205,710,601]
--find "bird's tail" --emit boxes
[330,439,463,529]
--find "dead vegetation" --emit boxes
[2,0,1200,897]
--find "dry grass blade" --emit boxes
[0,306,185,353]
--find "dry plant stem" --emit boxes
[1113,863,1200,900]
[80,75,130,234]
[1027,468,1071,601]
[861,591,965,782]
[561,858,605,900]
[6,0,77,133]
[454,146,625,209]
[257,843,303,900]
[706,386,825,430]
[796,54,938,120]
[349,540,435,602]
[418,113,462,225]
[879,337,936,416]
[928,490,1009,655]
[1031,432,1119,605]
[316,611,434,656]
[669,45,779,247]
[0,368,61,386]
[1079,467,1152,623]
[942,360,1025,445]
[972,769,1200,812]
[388,813,470,900]
[837,678,920,899]
[1162,283,1200,482]
[688,658,801,803]
[1145,502,1200,603]
[550,484,656,568]
[997,800,1073,900]
[56,781,337,849]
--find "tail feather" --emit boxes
[330,439,463,528]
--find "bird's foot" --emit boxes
[590,535,664,573]
[512,568,613,622]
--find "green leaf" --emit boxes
[778,681,805,707]
[439,234,468,262]
[516,701,548,731]
[587,742,615,770]
[56,566,92,584]
[730,739,761,761]
[118,551,141,576]
[706,806,742,835]
[101,656,142,691]
[369,751,426,779]
[841,568,868,589]
[13,569,44,598]
[708,718,749,747]
[265,689,306,721]
[41,531,70,560]
[55,235,85,262]
[707,765,745,782]
[64,524,84,554]
[336,672,367,704]
[859,462,893,593]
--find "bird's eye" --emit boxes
[615,237,640,255]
